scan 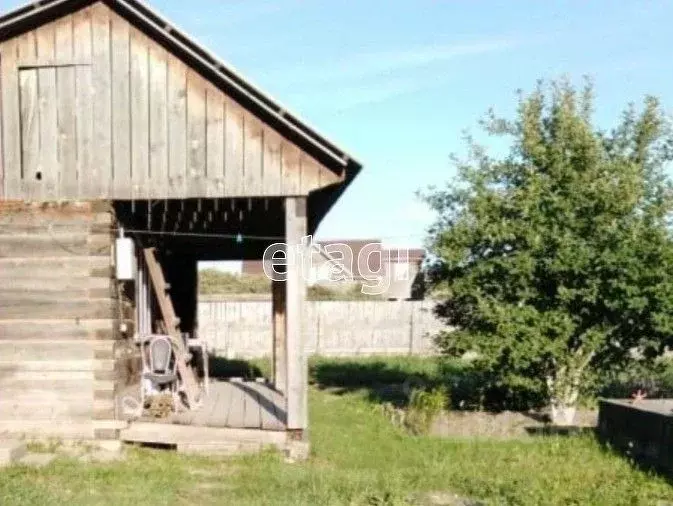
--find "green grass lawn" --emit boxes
[1,358,672,505]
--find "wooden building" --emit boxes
[0,0,361,454]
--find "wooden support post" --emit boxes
[285,197,307,430]
[272,279,286,393]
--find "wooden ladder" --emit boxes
[143,247,200,408]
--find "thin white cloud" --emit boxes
[291,75,434,112]
[264,38,519,88]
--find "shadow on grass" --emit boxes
[309,357,445,407]
[596,435,673,485]
[309,356,549,412]
[208,355,264,380]
[525,426,596,437]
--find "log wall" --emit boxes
[0,201,123,440]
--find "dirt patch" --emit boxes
[430,409,597,439]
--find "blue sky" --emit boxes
[3,1,672,248]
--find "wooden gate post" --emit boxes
[272,278,286,393]
[285,197,307,430]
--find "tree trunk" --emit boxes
[550,400,577,426]
[546,370,580,426]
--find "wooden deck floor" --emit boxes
[122,380,286,431]
[173,380,286,430]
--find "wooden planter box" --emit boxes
[598,399,673,472]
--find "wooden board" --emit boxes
[149,45,168,197]
[55,17,77,197]
[73,9,93,197]
[16,32,38,200]
[121,421,287,446]
[247,381,286,430]
[1,39,20,197]
[167,54,187,195]
[264,130,283,195]
[206,88,225,195]
[0,1,343,201]
[225,382,246,428]
[18,68,38,195]
[130,28,150,199]
[186,76,206,194]
[90,2,112,196]
[242,384,262,429]
[244,118,263,195]
[110,11,131,196]
[224,101,245,196]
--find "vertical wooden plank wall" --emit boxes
[0,2,340,201]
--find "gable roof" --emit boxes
[0,0,361,186]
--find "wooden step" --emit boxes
[121,422,287,446]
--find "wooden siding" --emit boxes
[0,2,343,201]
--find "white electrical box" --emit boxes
[115,237,136,280]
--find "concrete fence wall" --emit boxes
[198,300,447,358]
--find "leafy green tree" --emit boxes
[424,80,673,424]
